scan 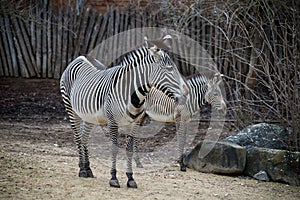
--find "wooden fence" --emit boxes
[0,1,298,81]
[0,2,155,78]
[0,1,235,79]
[1,1,299,149]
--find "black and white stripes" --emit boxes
[60,36,188,188]
[134,73,226,171]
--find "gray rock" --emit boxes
[244,147,300,186]
[184,141,246,175]
[253,170,270,182]
[222,123,288,150]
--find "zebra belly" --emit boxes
[146,111,175,123]
[76,109,134,126]
[76,110,108,125]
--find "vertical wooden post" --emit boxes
[82,9,96,54]
[42,2,48,78]
[47,2,53,78]
[4,14,18,77]
[88,12,102,54]
[35,4,42,77]
[61,5,70,75]
[54,7,63,79]
[0,14,13,76]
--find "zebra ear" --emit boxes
[213,73,224,85]
[149,45,160,58]
[144,36,148,48]
[161,35,173,50]
[217,74,224,85]
[207,73,219,87]
[212,73,223,85]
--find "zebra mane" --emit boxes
[107,45,154,68]
[107,36,172,68]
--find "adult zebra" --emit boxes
[60,35,189,188]
[133,73,226,171]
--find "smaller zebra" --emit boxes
[134,73,226,171]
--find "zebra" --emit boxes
[83,56,226,172]
[133,73,226,171]
[60,35,189,188]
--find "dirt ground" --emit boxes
[0,78,299,200]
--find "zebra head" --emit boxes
[205,73,227,113]
[146,35,189,105]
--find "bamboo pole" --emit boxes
[61,6,70,75]
[123,9,130,57]
[0,25,7,76]
[4,14,18,77]
[19,16,38,77]
[11,16,37,77]
[82,9,96,54]
[47,2,53,78]
[114,7,120,64]
[92,10,108,61]
[13,34,29,78]
[42,2,48,78]
[1,15,13,76]
[35,4,42,76]
[54,8,63,79]
[108,7,115,64]
[118,10,125,61]
[67,5,76,66]
[95,10,109,47]
[51,10,57,78]
[73,7,90,58]
[87,12,102,53]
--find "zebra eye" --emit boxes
[162,65,174,71]
[166,65,173,68]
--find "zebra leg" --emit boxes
[108,121,120,188]
[60,86,86,177]
[176,119,187,172]
[67,112,87,177]
[126,135,137,188]
[133,117,147,168]
[133,136,143,168]
[80,121,94,178]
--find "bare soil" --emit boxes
[0,78,299,200]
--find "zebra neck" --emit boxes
[127,84,151,119]
[132,84,152,106]
[119,47,154,69]
[188,80,208,113]
[196,86,208,109]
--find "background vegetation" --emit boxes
[1,0,299,150]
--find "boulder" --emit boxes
[222,123,288,150]
[222,123,300,186]
[184,141,246,175]
[244,147,300,186]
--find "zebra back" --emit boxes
[60,42,188,125]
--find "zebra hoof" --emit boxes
[86,168,94,177]
[179,161,186,172]
[79,168,94,178]
[180,165,187,172]
[109,179,120,188]
[127,180,138,188]
[178,157,186,172]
